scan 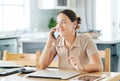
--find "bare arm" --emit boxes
[68,52,103,72]
[39,40,56,69]
[83,53,103,72]
[39,27,57,69]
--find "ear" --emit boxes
[73,21,77,29]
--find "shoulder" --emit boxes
[77,33,92,41]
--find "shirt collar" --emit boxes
[58,34,81,48]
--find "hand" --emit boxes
[48,27,57,41]
[68,55,84,71]
[46,27,59,48]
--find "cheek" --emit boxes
[63,26,73,33]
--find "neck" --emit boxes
[64,32,76,48]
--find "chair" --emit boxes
[98,48,111,72]
[2,50,41,68]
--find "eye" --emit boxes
[62,21,66,24]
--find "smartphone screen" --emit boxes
[53,31,59,39]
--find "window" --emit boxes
[0,0,30,31]
[95,0,111,34]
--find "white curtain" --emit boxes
[76,0,96,32]
[118,0,120,34]
[111,0,120,38]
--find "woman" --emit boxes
[40,9,103,72]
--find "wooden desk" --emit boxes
[0,61,120,81]
[83,72,120,81]
[13,60,58,67]
[0,71,120,81]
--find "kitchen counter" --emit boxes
[94,34,120,44]
[18,32,49,42]
[19,37,120,44]
[19,34,120,44]
[94,39,120,44]
[1,32,120,44]
[0,35,19,59]
[0,35,19,40]
[19,38,48,42]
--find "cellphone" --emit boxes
[52,31,59,39]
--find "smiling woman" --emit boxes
[0,0,30,31]
[40,9,103,73]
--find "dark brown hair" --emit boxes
[57,9,81,29]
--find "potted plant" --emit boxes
[48,18,57,29]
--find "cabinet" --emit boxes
[96,44,116,56]
[38,0,71,9]
[0,38,18,59]
[96,42,120,56]
[22,42,45,53]
[96,42,120,72]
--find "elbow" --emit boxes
[40,65,47,69]
[87,64,103,72]
[40,63,47,69]
[97,63,103,72]
[98,65,103,72]
[39,61,47,69]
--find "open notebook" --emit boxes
[0,61,23,68]
[27,68,80,79]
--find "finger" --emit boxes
[68,56,75,61]
[72,62,79,70]
[50,28,56,34]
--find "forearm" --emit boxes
[40,40,55,69]
[82,53,103,72]
[80,64,103,72]
[69,55,103,72]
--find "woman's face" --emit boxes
[56,13,76,37]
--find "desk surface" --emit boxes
[0,61,120,81]
[0,71,120,81]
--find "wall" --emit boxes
[30,0,96,33]
[30,0,61,32]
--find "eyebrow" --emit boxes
[57,19,66,22]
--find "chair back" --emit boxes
[98,48,111,72]
[3,50,41,67]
